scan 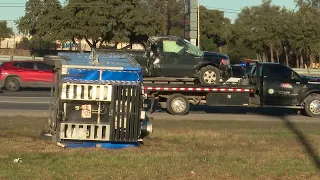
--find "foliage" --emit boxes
[0,21,14,47]
[14,0,320,67]
[199,6,231,52]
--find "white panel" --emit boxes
[61,83,67,99]
[68,84,74,99]
[60,124,65,138]
[84,85,89,100]
[59,123,111,141]
[60,83,112,102]
[61,67,68,74]
[140,110,146,120]
[107,85,113,101]
[63,103,67,119]
[90,126,95,139]
[67,124,72,138]
[99,85,104,100]
[76,85,82,99]
[92,85,97,100]
[73,124,79,139]
[97,126,102,139]
[81,125,87,139]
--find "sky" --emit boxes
[0,0,297,34]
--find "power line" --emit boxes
[0,2,242,12]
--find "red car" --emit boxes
[0,60,55,92]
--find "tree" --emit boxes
[0,21,14,48]
[16,0,63,41]
[59,0,162,49]
[199,6,231,52]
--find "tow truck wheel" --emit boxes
[199,65,221,85]
[304,93,320,117]
[166,94,190,115]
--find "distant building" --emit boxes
[0,34,24,48]
[0,34,144,51]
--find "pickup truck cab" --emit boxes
[144,36,232,85]
[248,62,320,116]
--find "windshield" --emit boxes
[183,39,204,57]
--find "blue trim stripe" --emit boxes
[63,141,140,149]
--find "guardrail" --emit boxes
[0,55,43,61]
[292,68,320,76]
[1,55,319,76]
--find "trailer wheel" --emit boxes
[304,93,320,117]
[166,94,190,115]
[199,65,221,85]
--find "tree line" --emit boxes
[0,0,319,68]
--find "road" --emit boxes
[0,89,317,122]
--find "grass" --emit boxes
[0,117,319,180]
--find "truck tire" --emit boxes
[166,94,190,115]
[199,65,221,85]
[304,93,320,117]
[5,77,21,92]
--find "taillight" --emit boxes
[221,59,230,65]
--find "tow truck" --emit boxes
[143,61,320,117]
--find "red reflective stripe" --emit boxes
[144,86,255,92]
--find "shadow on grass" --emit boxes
[268,114,320,171]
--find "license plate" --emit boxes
[81,104,92,118]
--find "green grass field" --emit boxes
[0,116,319,180]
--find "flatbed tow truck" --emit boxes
[143,61,320,117]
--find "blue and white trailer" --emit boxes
[42,49,153,149]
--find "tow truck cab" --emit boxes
[248,62,320,117]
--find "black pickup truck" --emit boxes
[143,61,320,117]
[102,36,232,85]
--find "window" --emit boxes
[162,40,185,54]
[183,39,204,57]
[36,62,52,71]
[18,62,34,70]
[12,63,19,67]
[263,64,292,79]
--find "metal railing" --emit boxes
[0,55,43,61]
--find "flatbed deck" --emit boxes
[143,83,256,93]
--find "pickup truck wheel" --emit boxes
[166,94,189,115]
[5,77,21,92]
[304,94,320,117]
[199,65,221,85]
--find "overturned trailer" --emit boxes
[42,49,153,148]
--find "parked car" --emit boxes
[0,60,55,92]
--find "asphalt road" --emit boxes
[0,88,317,122]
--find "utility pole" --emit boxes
[197,1,200,48]
[163,1,168,35]
[184,0,199,46]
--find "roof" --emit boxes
[148,35,181,43]
[44,50,143,83]
[44,50,142,71]
[58,51,141,71]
